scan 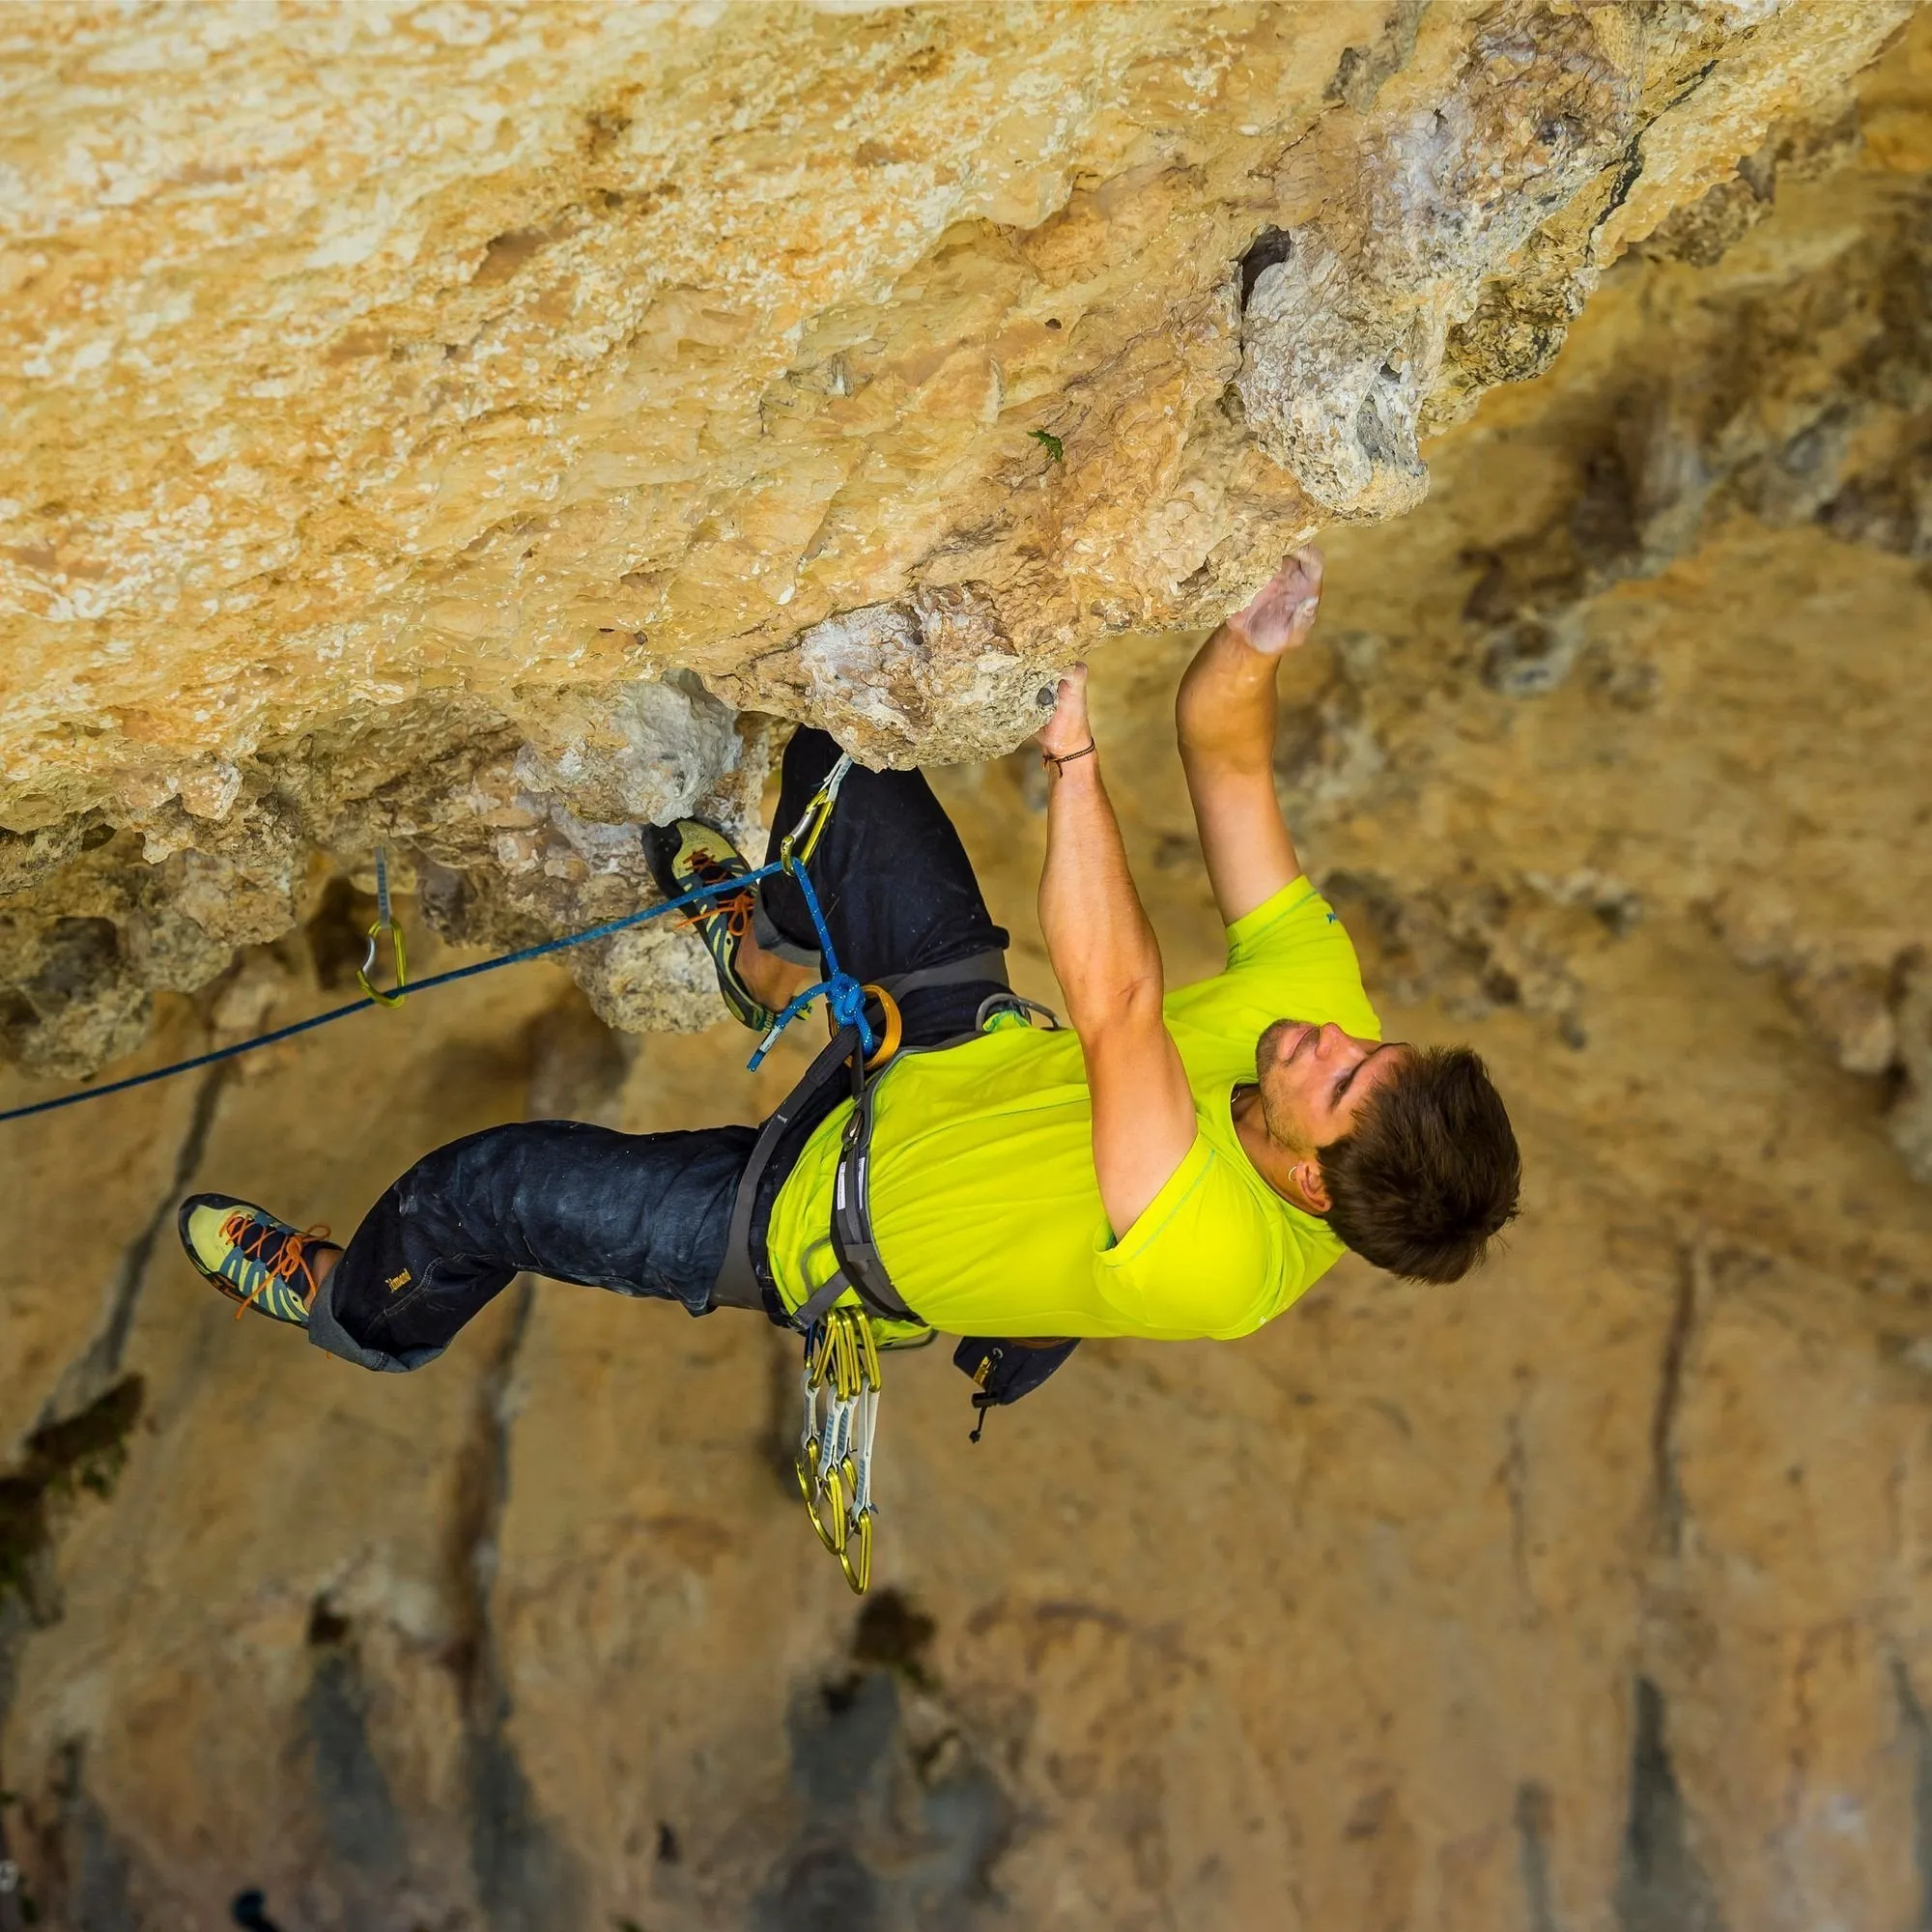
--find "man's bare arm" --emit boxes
[1037,667,1197,1236]
[1176,547,1323,926]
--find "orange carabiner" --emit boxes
[861,984,901,1072]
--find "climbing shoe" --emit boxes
[177,1193,339,1327]
[640,818,777,1032]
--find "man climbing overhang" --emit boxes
[176,546,1520,1514]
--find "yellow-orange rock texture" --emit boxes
[6,5,1932,1931]
[2,0,1918,1070]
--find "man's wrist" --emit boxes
[1040,738,1097,772]
[1214,618,1280,667]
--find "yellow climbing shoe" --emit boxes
[178,1193,338,1327]
[640,818,778,1031]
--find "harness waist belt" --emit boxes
[711,950,1011,1325]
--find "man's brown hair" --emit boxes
[1317,1046,1520,1283]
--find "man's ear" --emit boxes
[1292,1157,1331,1216]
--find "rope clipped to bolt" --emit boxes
[355,845,409,1007]
[0,756,864,1126]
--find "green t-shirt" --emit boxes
[765,878,1380,1341]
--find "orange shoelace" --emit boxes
[221,1209,332,1320]
[673,855,755,943]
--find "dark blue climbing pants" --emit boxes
[307,727,1010,1372]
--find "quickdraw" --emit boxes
[355,845,409,1008]
[795,1304,882,1595]
[779,750,852,871]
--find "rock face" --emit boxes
[1,0,1918,1072]
[6,5,1932,1932]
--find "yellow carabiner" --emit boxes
[839,1511,873,1595]
[817,1463,848,1553]
[778,753,853,871]
[803,1463,842,1553]
[807,1492,842,1554]
[789,781,833,867]
[831,1314,860,1401]
[357,919,408,1008]
[356,846,409,1008]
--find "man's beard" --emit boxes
[1254,1019,1307,1150]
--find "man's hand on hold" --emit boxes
[1037,663,1093,762]
[1176,548,1321,923]
[1227,546,1324,658]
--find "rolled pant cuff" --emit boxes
[753,893,822,970]
[305,1273,443,1374]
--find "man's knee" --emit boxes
[440,1120,620,1222]
[780,724,843,797]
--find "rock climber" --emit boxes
[176,548,1520,1378]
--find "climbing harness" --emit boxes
[355,846,409,1007]
[715,922,1082,1588]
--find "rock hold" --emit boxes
[1237,6,1642,519]
[714,583,1057,770]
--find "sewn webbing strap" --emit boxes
[712,1023,862,1315]
[794,1270,857,1330]
[874,951,1009,1001]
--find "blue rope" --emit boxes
[0,849,852,1126]
[746,859,872,1069]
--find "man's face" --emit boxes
[1254,1018,1405,1154]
